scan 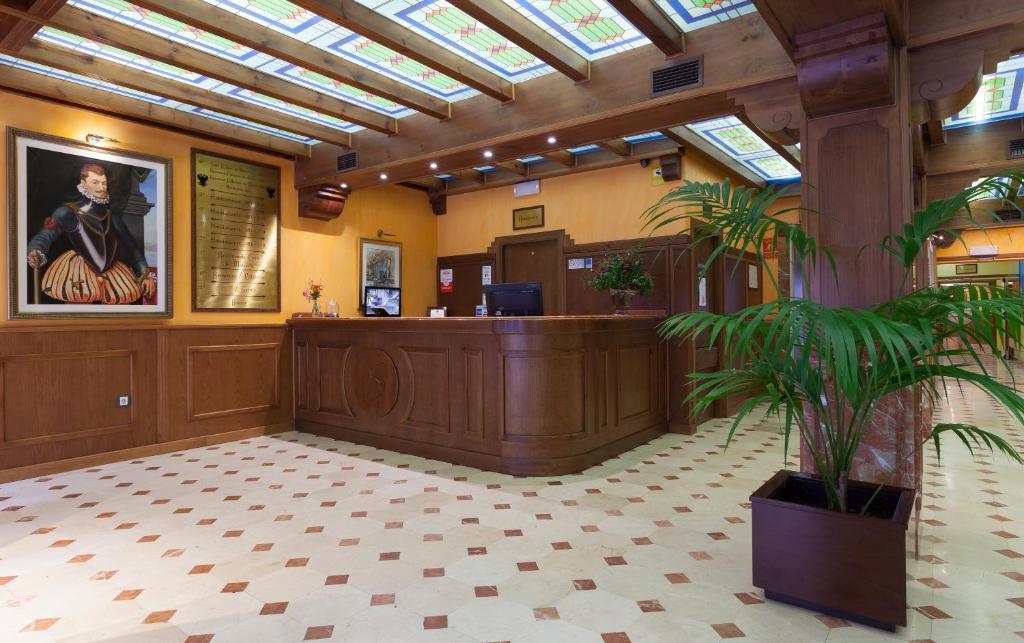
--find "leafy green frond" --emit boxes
[932,424,1024,465]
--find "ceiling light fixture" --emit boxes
[379,173,388,180]
[429,162,438,170]
[340,182,349,189]
[483,150,493,159]
[547,136,557,144]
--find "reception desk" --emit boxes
[288,316,668,476]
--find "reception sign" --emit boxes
[192,150,280,311]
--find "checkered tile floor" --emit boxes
[1,364,1022,641]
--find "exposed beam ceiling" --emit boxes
[661,125,766,186]
[288,0,514,102]
[597,139,633,157]
[0,63,310,156]
[927,117,1024,177]
[544,150,577,168]
[297,12,791,189]
[606,0,685,57]
[0,0,64,51]
[446,0,590,83]
[10,38,353,147]
[736,113,801,170]
[129,0,450,120]
[0,3,393,135]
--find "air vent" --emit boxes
[995,208,1023,223]
[651,56,703,97]
[336,150,358,172]
[1010,139,1024,159]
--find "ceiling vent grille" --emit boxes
[651,56,703,97]
[1009,139,1024,160]
[336,151,358,172]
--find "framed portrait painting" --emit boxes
[7,128,172,319]
[359,238,401,309]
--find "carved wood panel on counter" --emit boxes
[0,325,291,477]
[290,316,666,476]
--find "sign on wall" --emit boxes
[192,150,281,312]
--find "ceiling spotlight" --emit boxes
[483,150,493,159]
[429,161,438,170]
[379,173,388,180]
[340,182,349,189]
[547,136,557,144]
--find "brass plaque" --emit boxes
[192,150,280,311]
[512,205,544,230]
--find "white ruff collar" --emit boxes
[78,183,110,204]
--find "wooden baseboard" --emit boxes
[0,422,293,484]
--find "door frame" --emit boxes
[488,229,572,315]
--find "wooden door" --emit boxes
[495,232,565,315]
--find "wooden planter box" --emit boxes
[750,470,916,631]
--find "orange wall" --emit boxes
[935,225,1024,261]
[0,90,438,326]
[437,148,751,256]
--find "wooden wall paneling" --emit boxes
[436,252,494,316]
[161,326,292,442]
[0,328,157,470]
[564,237,676,315]
[490,229,571,315]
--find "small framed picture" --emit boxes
[955,263,978,275]
[427,306,447,318]
[359,238,401,308]
[512,205,544,230]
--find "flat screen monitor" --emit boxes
[364,287,401,316]
[484,282,543,317]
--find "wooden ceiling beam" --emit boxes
[128,0,449,120]
[494,160,529,176]
[0,3,395,135]
[544,150,577,168]
[925,118,947,145]
[10,39,353,147]
[295,12,790,190]
[288,0,514,102]
[446,0,590,83]
[606,0,685,57]
[0,0,64,51]
[661,125,765,186]
[597,138,633,157]
[0,65,310,156]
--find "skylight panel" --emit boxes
[945,54,1024,129]
[653,0,755,32]
[503,0,649,60]
[623,131,666,144]
[517,155,546,164]
[204,0,475,100]
[0,54,315,142]
[567,144,601,154]
[70,0,412,117]
[35,27,362,133]
[687,115,799,182]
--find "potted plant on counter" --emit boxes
[589,252,654,314]
[641,175,1024,630]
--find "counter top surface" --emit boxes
[287,314,665,333]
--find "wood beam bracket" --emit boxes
[729,77,804,147]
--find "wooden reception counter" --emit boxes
[288,316,667,476]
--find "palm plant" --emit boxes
[642,174,1024,513]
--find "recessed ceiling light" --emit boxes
[429,162,438,170]
[483,150,493,159]
[340,182,348,189]
[379,173,388,180]
[547,136,557,144]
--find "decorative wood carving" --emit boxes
[792,14,895,118]
[343,347,399,418]
[298,184,350,221]
[729,77,805,146]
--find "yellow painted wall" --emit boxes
[935,225,1024,261]
[0,90,437,326]
[437,148,751,256]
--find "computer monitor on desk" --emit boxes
[484,282,543,316]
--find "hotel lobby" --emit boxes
[1,0,1024,641]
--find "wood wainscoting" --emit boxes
[0,324,291,482]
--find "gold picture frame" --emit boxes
[512,205,545,230]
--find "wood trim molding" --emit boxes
[186,343,282,421]
[0,422,292,484]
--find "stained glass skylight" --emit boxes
[205,0,474,100]
[567,143,601,154]
[517,155,546,164]
[623,131,666,144]
[0,54,314,142]
[69,0,410,118]
[945,54,1024,129]
[687,115,800,183]
[35,26,361,134]
[504,0,648,59]
[654,0,755,32]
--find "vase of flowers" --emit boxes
[303,279,324,316]
[589,252,654,314]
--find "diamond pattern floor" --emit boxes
[0,363,1022,642]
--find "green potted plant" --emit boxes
[589,252,654,314]
[642,175,1024,630]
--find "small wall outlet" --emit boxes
[118,395,130,407]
